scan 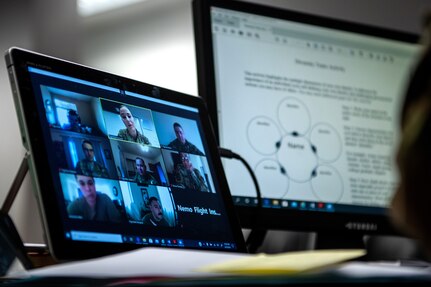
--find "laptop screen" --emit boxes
[6,48,245,258]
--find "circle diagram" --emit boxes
[277,97,311,136]
[276,135,317,183]
[310,123,342,163]
[246,96,344,201]
[310,165,344,202]
[247,116,281,155]
[255,159,289,198]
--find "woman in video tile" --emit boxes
[118,105,151,145]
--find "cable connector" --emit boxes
[218,147,236,159]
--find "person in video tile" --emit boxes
[134,157,159,186]
[117,105,150,145]
[62,109,84,133]
[75,140,109,178]
[167,122,204,155]
[174,152,209,192]
[67,174,122,222]
[142,197,169,227]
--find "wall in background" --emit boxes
[81,0,197,96]
[0,0,79,244]
[245,0,431,33]
[0,0,431,245]
[80,0,431,97]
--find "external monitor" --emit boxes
[193,0,420,246]
[5,47,247,260]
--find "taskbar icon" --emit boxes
[232,196,335,212]
[122,235,185,247]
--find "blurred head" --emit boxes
[173,122,185,144]
[76,174,97,207]
[148,197,163,221]
[82,140,94,161]
[67,109,80,125]
[180,152,192,170]
[391,16,431,256]
[119,105,135,130]
[135,157,146,175]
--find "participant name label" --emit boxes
[177,205,221,216]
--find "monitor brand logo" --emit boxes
[345,222,378,231]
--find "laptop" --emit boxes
[4,47,246,260]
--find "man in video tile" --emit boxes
[75,140,109,178]
[118,105,150,145]
[67,174,122,222]
[142,197,169,227]
[175,152,209,192]
[134,157,158,186]
[168,122,204,155]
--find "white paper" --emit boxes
[22,247,248,278]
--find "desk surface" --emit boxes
[2,248,431,286]
[2,271,431,287]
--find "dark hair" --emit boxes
[400,50,431,127]
[400,15,431,127]
[392,16,431,257]
[148,196,159,205]
[135,157,145,164]
[173,122,182,129]
[74,173,94,180]
[68,109,78,116]
[81,140,93,149]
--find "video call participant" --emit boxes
[75,140,109,178]
[391,17,431,258]
[142,197,169,227]
[134,157,159,186]
[67,174,122,222]
[139,188,150,218]
[168,122,204,155]
[62,109,84,133]
[175,152,209,192]
[118,105,150,145]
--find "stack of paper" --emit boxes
[12,248,365,279]
[197,249,366,275]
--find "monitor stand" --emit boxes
[315,232,430,263]
[314,232,365,250]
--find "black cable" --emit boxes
[218,147,267,253]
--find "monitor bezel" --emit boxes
[192,0,419,235]
[5,47,248,260]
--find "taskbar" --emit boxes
[232,196,385,215]
[233,196,334,212]
[65,230,237,251]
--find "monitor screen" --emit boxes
[193,0,420,236]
